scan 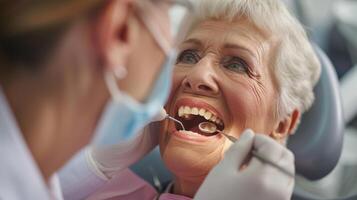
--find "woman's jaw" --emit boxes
[159,95,234,197]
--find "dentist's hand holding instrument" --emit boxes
[194,129,295,200]
[198,122,294,178]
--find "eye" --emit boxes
[221,56,249,74]
[176,49,200,65]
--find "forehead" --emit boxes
[183,18,274,55]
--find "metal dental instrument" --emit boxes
[198,121,294,178]
[199,122,237,141]
[166,115,185,131]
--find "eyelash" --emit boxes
[176,49,250,75]
[220,56,249,74]
[176,49,200,65]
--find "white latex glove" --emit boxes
[86,108,167,179]
[194,129,295,200]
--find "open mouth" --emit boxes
[174,105,225,137]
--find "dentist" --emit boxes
[0,0,192,199]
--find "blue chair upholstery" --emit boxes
[288,46,344,180]
[131,46,344,188]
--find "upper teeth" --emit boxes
[178,106,223,125]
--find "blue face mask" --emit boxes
[92,50,176,145]
[91,0,194,145]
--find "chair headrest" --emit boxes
[287,45,344,180]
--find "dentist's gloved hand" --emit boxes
[86,108,167,179]
[194,130,295,200]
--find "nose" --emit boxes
[181,59,220,97]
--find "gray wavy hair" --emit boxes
[190,0,321,119]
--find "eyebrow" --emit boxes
[181,38,202,47]
[182,38,257,58]
[223,43,257,59]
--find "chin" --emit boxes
[159,129,226,182]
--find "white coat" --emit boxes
[0,87,63,200]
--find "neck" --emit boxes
[1,63,108,182]
[0,20,109,182]
[173,176,205,198]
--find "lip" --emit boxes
[171,130,223,144]
[174,98,224,122]
[165,97,225,144]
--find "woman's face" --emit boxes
[159,18,280,179]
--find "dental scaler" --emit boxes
[157,108,185,131]
[165,115,185,131]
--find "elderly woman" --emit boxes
[86,0,321,199]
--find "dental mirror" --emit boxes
[198,122,237,142]
[198,121,218,134]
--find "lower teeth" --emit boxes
[181,130,197,135]
[179,130,215,137]
[178,130,200,136]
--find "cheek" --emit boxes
[165,68,186,105]
[172,67,186,85]
[221,79,274,135]
[224,81,261,122]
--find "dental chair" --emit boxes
[289,45,344,181]
[131,46,345,197]
[290,46,345,200]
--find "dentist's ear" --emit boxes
[272,109,300,143]
[94,0,135,71]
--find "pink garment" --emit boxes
[86,169,192,200]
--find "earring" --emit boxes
[272,132,285,140]
[114,66,127,79]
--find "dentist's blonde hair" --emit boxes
[0,0,103,68]
[191,0,321,119]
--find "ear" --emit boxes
[271,109,300,143]
[94,0,135,71]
